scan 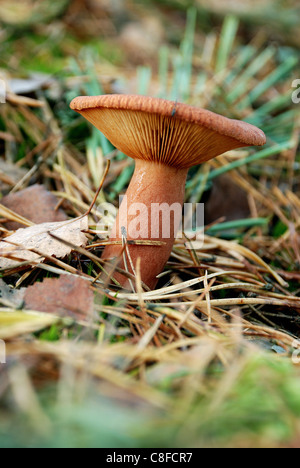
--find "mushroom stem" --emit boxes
[102,160,188,289]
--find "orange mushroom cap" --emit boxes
[70,94,266,169]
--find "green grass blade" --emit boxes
[225,45,256,86]
[179,6,197,100]
[226,47,276,104]
[137,66,152,95]
[207,141,294,181]
[246,92,294,125]
[108,165,135,201]
[158,45,169,98]
[240,56,298,107]
[206,218,269,234]
[170,6,197,101]
[215,15,239,74]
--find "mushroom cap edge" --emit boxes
[70,94,266,147]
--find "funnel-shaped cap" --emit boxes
[71,94,266,169]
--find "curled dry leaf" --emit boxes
[2,184,68,230]
[0,217,88,270]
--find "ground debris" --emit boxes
[24,275,94,318]
[0,159,27,193]
[1,184,68,230]
[0,216,88,270]
[0,278,25,308]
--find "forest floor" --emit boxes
[0,0,299,448]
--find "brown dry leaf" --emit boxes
[2,184,68,230]
[204,174,250,224]
[0,217,88,270]
[24,276,94,318]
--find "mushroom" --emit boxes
[70,94,266,289]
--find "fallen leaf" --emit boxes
[0,216,88,270]
[24,276,94,318]
[204,174,250,224]
[2,184,68,230]
[0,279,25,308]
